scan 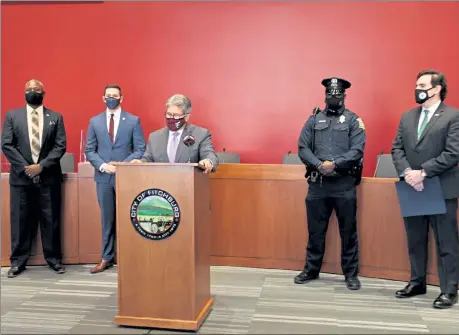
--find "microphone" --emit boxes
[373,150,385,178]
[183,134,196,163]
[220,148,226,163]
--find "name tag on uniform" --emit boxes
[318,120,326,123]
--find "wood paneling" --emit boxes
[1,163,456,287]
[1,173,79,266]
[77,163,102,263]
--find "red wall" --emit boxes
[2,1,459,176]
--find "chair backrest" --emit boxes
[60,153,75,172]
[282,153,303,165]
[216,152,240,164]
[375,154,398,178]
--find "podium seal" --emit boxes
[130,189,181,240]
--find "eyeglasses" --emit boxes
[165,113,185,120]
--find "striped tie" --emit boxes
[31,110,41,160]
[417,110,429,140]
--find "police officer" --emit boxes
[295,77,366,290]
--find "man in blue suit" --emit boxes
[85,84,146,273]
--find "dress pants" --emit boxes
[304,183,359,278]
[96,179,116,262]
[404,198,459,294]
[10,183,62,268]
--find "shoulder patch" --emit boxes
[357,117,365,130]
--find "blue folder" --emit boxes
[395,176,447,217]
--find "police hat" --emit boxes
[321,77,351,94]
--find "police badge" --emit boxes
[339,115,345,123]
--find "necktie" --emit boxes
[31,110,41,161]
[417,110,429,140]
[168,132,180,163]
[109,114,115,143]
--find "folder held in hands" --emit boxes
[395,176,446,217]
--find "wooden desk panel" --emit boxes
[1,173,79,266]
[77,163,102,263]
[1,163,456,287]
[209,165,341,273]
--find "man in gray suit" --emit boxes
[392,70,459,309]
[85,84,146,273]
[131,94,218,172]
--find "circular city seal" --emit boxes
[130,189,181,240]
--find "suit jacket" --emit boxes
[85,110,146,183]
[141,124,219,170]
[391,102,459,199]
[1,106,67,186]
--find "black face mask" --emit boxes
[25,91,44,106]
[415,87,436,104]
[325,94,345,112]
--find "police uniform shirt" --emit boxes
[298,109,366,171]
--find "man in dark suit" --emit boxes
[85,84,146,273]
[1,79,67,278]
[131,94,218,172]
[392,69,459,309]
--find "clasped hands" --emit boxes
[404,169,425,191]
[317,161,335,176]
[24,164,42,178]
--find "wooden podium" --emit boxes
[113,163,213,331]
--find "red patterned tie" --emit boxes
[109,114,114,143]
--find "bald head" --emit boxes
[25,79,44,93]
[24,79,45,107]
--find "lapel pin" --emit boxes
[122,117,126,120]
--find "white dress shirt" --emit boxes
[26,104,44,163]
[100,108,122,172]
[418,100,441,133]
[106,108,121,140]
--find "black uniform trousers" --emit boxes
[304,178,359,278]
[404,198,459,294]
[10,182,62,268]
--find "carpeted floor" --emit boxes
[1,265,458,334]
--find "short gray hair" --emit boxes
[166,94,192,115]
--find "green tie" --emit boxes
[417,110,429,140]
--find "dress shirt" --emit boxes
[100,108,122,172]
[26,104,44,163]
[418,100,441,133]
